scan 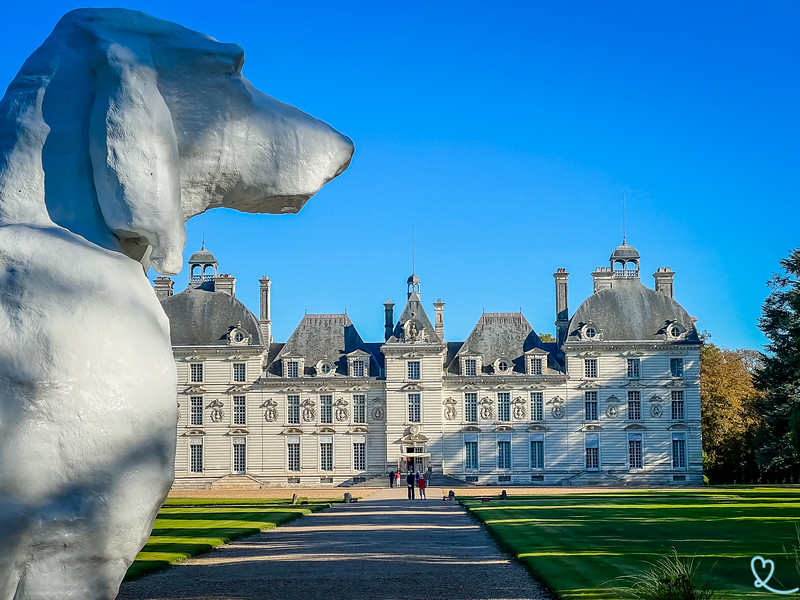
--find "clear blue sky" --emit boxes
[2,2,797,350]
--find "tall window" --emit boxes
[408,393,421,422]
[286,360,299,378]
[232,437,246,474]
[530,357,543,375]
[320,395,333,424]
[465,435,478,469]
[531,392,544,421]
[287,436,300,471]
[627,358,640,378]
[233,363,246,382]
[351,359,365,377]
[233,395,246,425]
[190,396,203,425]
[672,433,687,468]
[584,358,598,378]
[353,394,366,423]
[584,391,598,421]
[189,439,203,473]
[670,358,684,378]
[530,435,544,469]
[627,391,641,420]
[671,390,685,420]
[498,392,511,421]
[287,395,300,424]
[190,363,203,383]
[585,433,599,470]
[320,437,333,471]
[353,442,366,471]
[464,358,477,376]
[465,393,478,422]
[407,361,421,380]
[628,433,643,469]
[497,435,512,469]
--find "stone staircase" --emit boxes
[561,470,623,487]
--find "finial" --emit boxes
[622,192,627,245]
[411,224,415,276]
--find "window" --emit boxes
[189,439,203,473]
[584,326,597,338]
[584,358,597,378]
[233,363,246,382]
[287,395,300,424]
[584,391,598,421]
[465,435,478,470]
[353,394,366,424]
[627,358,640,378]
[407,361,421,380]
[190,363,203,383]
[190,396,203,425]
[498,392,510,422]
[670,358,684,378]
[319,361,332,375]
[530,357,543,375]
[496,359,511,373]
[286,360,299,378]
[497,435,511,469]
[320,395,333,424]
[287,436,301,471]
[408,393,421,422]
[672,433,687,468]
[233,395,246,425]
[320,437,333,471]
[671,390,685,420]
[353,442,366,471]
[464,358,477,376]
[585,433,599,470]
[530,392,544,422]
[627,391,641,420]
[351,359,365,377]
[232,437,246,474]
[530,435,544,469]
[465,393,478,422]
[628,433,643,469]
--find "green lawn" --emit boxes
[462,487,800,599]
[125,499,333,580]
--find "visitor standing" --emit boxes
[427,464,433,483]
[395,471,401,488]
[418,475,427,499]
[389,470,395,487]
[406,471,415,499]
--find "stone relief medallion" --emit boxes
[302,407,316,422]
[513,405,526,420]
[210,408,224,423]
[480,406,493,420]
[606,406,619,418]
[372,407,384,421]
[651,404,663,418]
[551,405,564,419]
[444,406,456,421]
[335,407,349,422]
[264,407,277,422]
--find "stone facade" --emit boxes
[159,241,703,487]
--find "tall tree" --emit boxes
[756,247,800,476]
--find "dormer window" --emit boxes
[494,358,512,374]
[229,326,249,345]
[667,322,685,339]
[461,356,481,376]
[316,360,334,376]
[351,359,366,377]
[286,360,299,378]
[529,357,543,375]
[581,323,601,340]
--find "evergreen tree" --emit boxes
[755,248,800,476]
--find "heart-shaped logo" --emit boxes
[751,556,775,588]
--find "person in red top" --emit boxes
[418,475,427,499]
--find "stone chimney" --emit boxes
[653,267,675,298]
[554,269,569,347]
[260,277,272,345]
[154,277,174,301]
[383,299,395,341]
[433,298,445,342]
[592,267,613,293]
[214,273,235,296]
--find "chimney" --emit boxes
[383,299,395,341]
[433,298,445,342]
[214,273,235,296]
[653,267,675,298]
[260,277,272,345]
[154,277,174,301]
[554,269,569,347]
[592,267,613,293]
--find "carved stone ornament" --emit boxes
[264,407,278,422]
[480,405,493,420]
[606,405,619,418]
[209,399,224,423]
[409,424,420,435]
[303,407,316,422]
[335,407,349,422]
[444,406,456,420]
[513,405,526,420]
[372,406,384,421]
[651,404,663,418]
[551,405,565,419]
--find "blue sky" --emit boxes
[2,2,797,350]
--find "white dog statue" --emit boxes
[0,8,353,599]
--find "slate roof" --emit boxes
[448,313,542,374]
[567,278,699,342]
[386,291,440,343]
[160,287,263,347]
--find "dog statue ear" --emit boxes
[89,42,185,275]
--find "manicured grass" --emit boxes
[163,496,342,507]
[125,500,331,580]
[462,487,800,599]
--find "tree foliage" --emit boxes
[538,333,555,343]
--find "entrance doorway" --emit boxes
[399,446,429,474]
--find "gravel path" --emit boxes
[117,485,552,600]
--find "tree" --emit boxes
[755,247,800,476]
[539,333,555,343]
[700,341,763,483]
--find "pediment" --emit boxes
[524,348,549,356]
[346,349,371,357]
[624,424,647,431]
[282,427,304,435]
[348,426,369,434]
[527,424,547,432]
[461,425,481,432]
[581,424,604,432]
[668,423,690,431]
[316,426,336,434]
[494,425,513,432]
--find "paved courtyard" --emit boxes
[117,485,552,600]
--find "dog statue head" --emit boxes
[0,8,354,274]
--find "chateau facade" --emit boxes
[156,242,702,487]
